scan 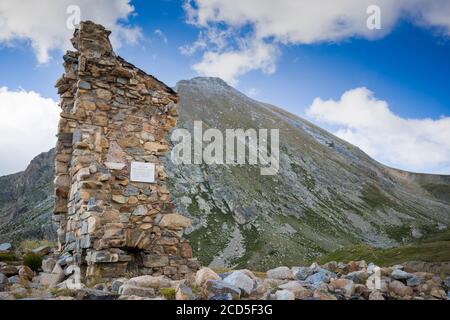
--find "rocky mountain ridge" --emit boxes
[0,150,56,244]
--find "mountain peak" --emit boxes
[177,76,231,89]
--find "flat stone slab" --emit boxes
[0,243,12,252]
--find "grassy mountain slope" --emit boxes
[164,77,450,270]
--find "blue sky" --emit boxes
[0,0,449,175]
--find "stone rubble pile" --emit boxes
[1,243,449,301]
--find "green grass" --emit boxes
[422,183,450,204]
[361,184,395,209]
[19,239,54,252]
[23,252,42,271]
[160,288,176,300]
[316,229,450,266]
[0,252,18,262]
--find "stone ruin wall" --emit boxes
[53,21,199,280]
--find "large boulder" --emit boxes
[266,267,292,280]
[195,268,220,287]
[430,287,447,300]
[345,270,369,284]
[391,269,414,281]
[0,265,18,277]
[119,284,156,298]
[204,280,241,300]
[111,278,128,292]
[0,243,12,253]
[330,279,355,298]
[291,267,313,281]
[32,245,51,256]
[41,258,57,273]
[313,290,337,300]
[278,281,312,300]
[369,290,385,300]
[8,276,20,285]
[39,273,64,287]
[39,264,65,287]
[223,271,254,295]
[274,290,295,300]
[305,271,332,286]
[406,276,422,287]
[18,266,34,281]
[125,275,171,289]
[176,283,196,300]
[76,288,117,300]
[388,280,413,297]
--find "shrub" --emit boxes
[0,252,17,262]
[23,252,43,271]
[160,288,176,300]
[19,239,54,252]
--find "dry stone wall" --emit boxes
[53,21,198,280]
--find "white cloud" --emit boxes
[154,29,168,44]
[184,0,450,83]
[306,87,450,174]
[0,0,141,63]
[192,39,278,85]
[0,87,59,175]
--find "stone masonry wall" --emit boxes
[53,21,199,280]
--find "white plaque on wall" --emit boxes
[130,162,156,183]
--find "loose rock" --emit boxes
[223,271,254,295]
[266,267,292,280]
[0,243,12,253]
[195,268,220,287]
[275,290,295,300]
[204,280,241,300]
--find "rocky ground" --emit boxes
[1,242,449,301]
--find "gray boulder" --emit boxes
[391,269,414,281]
[292,267,313,281]
[345,271,369,284]
[223,271,254,295]
[119,284,156,298]
[8,276,20,285]
[305,271,334,286]
[0,265,17,277]
[77,288,117,300]
[32,245,51,256]
[0,243,12,253]
[41,258,56,273]
[39,273,63,287]
[112,278,128,292]
[406,276,423,287]
[275,290,295,300]
[266,267,292,280]
[205,280,241,300]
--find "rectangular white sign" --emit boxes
[130,162,156,183]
